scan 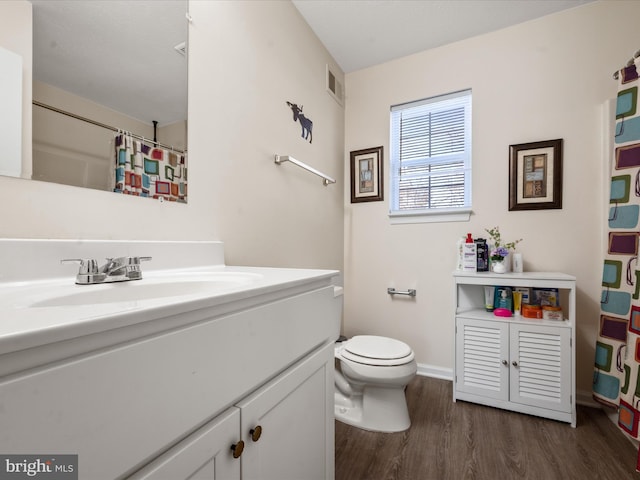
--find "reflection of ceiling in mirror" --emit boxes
[31,0,187,126]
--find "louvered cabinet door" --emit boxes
[455,318,509,401]
[509,324,571,413]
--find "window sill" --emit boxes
[389,208,472,224]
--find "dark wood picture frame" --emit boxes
[350,146,383,203]
[509,139,563,211]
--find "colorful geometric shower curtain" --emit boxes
[594,58,640,471]
[113,132,187,202]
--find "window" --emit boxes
[389,89,472,223]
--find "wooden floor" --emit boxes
[335,376,639,480]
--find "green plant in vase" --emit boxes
[485,226,522,273]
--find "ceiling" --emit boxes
[30,1,594,126]
[292,0,595,73]
[31,0,187,126]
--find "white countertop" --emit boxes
[0,239,341,359]
[0,264,339,356]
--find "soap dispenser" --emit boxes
[494,287,513,311]
[462,233,477,272]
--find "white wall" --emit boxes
[344,0,640,393]
[0,1,31,180]
[0,1,344,274]
[188,0,345,269]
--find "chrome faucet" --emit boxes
[61,256,152,285]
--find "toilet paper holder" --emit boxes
[387,287,417,297]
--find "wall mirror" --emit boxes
[28,0,188,202]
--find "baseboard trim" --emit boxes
[416,363,453,381]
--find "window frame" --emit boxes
[389,89,472,224]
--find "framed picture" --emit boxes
[350,146,383,203]
[509,139,563,211]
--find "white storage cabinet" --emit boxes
[453,272,576,427]
[0,285,338,479]
[129,342,333,480]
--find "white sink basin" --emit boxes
[0,239,339,377]
[24,272,263,308]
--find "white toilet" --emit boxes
[334,335,417,432]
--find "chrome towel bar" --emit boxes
[274,155,336,186]
[387,288,416,297]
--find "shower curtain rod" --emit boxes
[32,100,186,154]
[613,49,640,80]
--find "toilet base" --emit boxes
[334,385,411,433]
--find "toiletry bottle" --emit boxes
[494,287,513,311]
[475,238,488,272]
[484,286,495,312]
[513,252,523,273]
[513,291,523,315]
[462,233,477,272]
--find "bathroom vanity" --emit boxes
[0,240,341,479]
[453,271,576,427]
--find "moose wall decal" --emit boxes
[286,101,313,143]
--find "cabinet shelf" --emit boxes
[455,307,571,327]
[453,270,576,285]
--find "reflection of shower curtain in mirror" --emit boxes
[593,57,640,472]
[113,133,187,202]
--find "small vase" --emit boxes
[492,259,507,274]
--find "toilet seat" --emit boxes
[340,335,414,366]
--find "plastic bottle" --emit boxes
[462,233,477,272]
[475,238,488,272]
[494,287,513,311]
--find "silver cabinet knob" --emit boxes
[512,361,519,367]
[501,360,508,366]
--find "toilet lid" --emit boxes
[341,335,414,366]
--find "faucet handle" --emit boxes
[61,258,99,274]
[130,256,152,264]
[61,258,105,284]
[124,256,152,280]
[106,256,152,266]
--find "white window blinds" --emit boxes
[390,89,472,219]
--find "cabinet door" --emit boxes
[237,343,334,480]
[456,317,509,401]
[509,324,571,413]
[128,407,241,480]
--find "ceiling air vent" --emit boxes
[174,42,186,56]
[326,65,344,106]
